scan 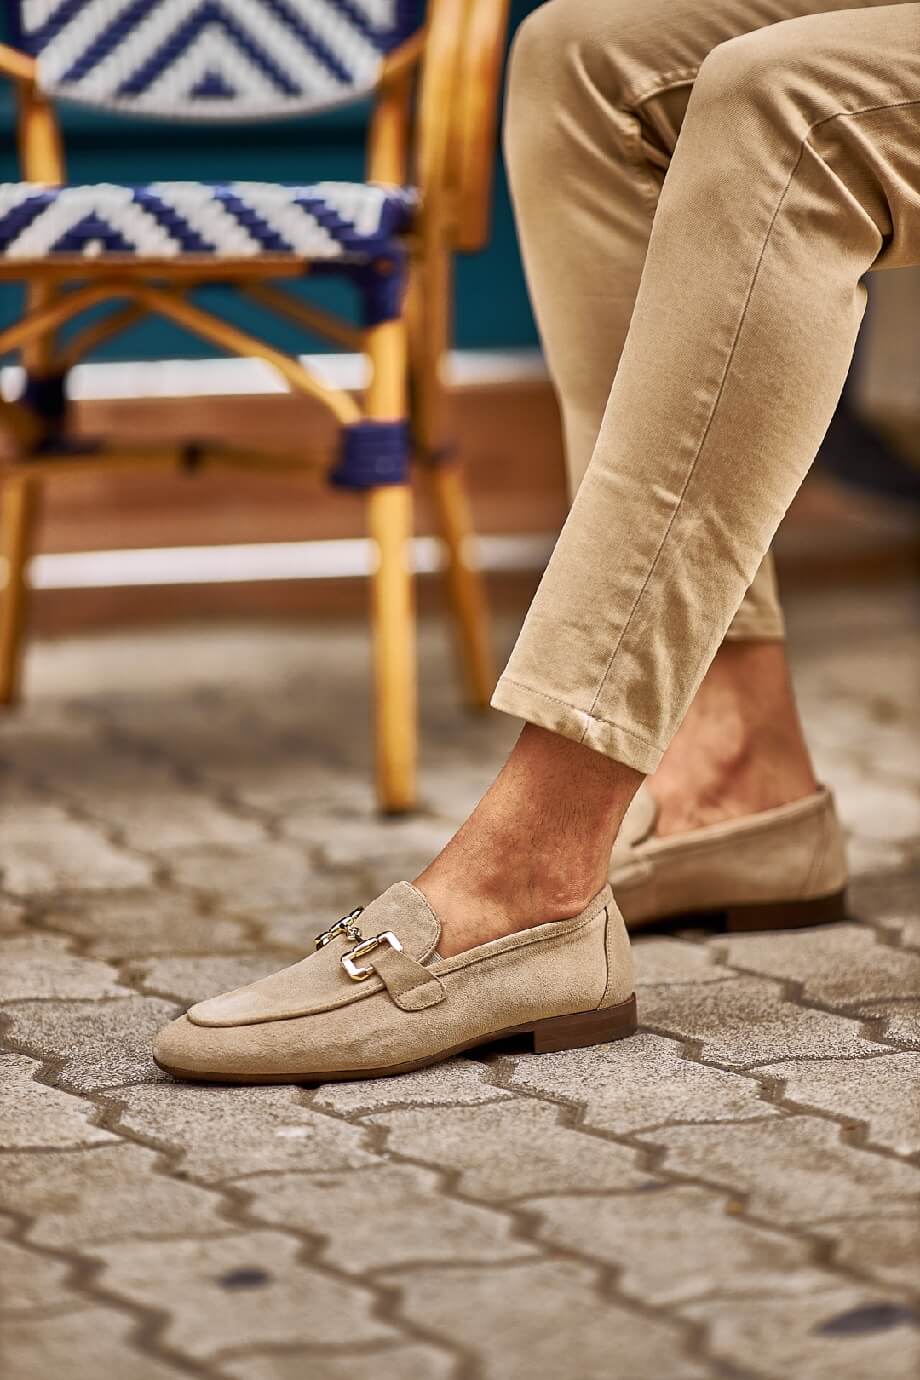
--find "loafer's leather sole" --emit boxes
[722,887,849,932]
[153,993,638,1085]
[630,888,849,934]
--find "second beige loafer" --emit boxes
[154,882,637,1084]
[611,785,849,932]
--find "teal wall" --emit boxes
[0,3,542,361]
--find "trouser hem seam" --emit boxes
[492,676,664,773]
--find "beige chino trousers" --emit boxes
[493,0,920,773]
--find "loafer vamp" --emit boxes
[188,882,440,1028]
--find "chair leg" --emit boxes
[0,476,40,707]
[368,482,417,813]
[364,316,416,814]
[431,462,496,708]
[2,281,59,708]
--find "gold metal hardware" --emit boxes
[315,907,365,951]
[341,930,403,981]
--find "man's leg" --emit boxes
[428,1,920,953]
[502,0,887,838]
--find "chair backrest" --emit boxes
[12,1,424,121]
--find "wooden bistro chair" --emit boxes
[0,0,509,812]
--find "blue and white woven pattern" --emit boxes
[13,1,423,119]
[0,180,416,258]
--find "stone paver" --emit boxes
[2,996,179,1091]
[384,1259,707,1380]
[12,730,269,853]
[64,772,268,853]
[207,759,375,816]
[863,1001,920,1048]
[221,1344,458,1380]
[44,889,251,959]
[372,1100,651,1200]
[0,1143,225,1249]
[505,1031,776,1133]
[763,1052,920,1155]
[0,934,127,1000]
[846,834,911,877]
[286,806,455,868]
[650,1116,920,1224]
[0,1054,115,1149]
[529,1185,835,1304]
[686,1286,920,1380]
[1,589,918,1380]
[825,1213,920,1291]
[134,954,287,1006]
[166,840,325,913]
[164,842,362,948]
[0,895,27,932]
[633,937,733,986]
[115,1083,376,1180]
[715,925,920,1013]
[241,1163,536,1271]
[832,775,920,844]
[90,1231,397,1359]
[0,1237,80,1314]
[1,1307,186,1380]
[311,1056,510,1115]
[640,975,888,1066]
[0,800,153,894]
[851,870,920,950]
[634,932,733,988]
[871,912,920,950]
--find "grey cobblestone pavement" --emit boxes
[1,583,919,1379]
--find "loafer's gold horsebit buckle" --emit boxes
[315,907,403,982]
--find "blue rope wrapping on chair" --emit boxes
[20,371,69,424]
[332,420,411,489]
[13,1,426,120]
[310,245,408,326]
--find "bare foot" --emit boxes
[415,724,642,957]
[649,640,818,837]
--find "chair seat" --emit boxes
[0,180,416,262]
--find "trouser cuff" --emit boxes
[725,611,786,641]
[491,676,663,776]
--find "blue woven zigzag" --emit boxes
[0,181,416,262]
[112,5,312,100]
[13,1,425,119]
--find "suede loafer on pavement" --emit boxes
[153,882,637,1084]
[611,785,849,932]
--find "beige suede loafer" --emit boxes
[153,881,637,1084]
[611,785,849,932]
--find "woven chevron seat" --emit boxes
[0,180,416,261]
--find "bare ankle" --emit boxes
[651,641,817,835]
[415,724,642,957]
